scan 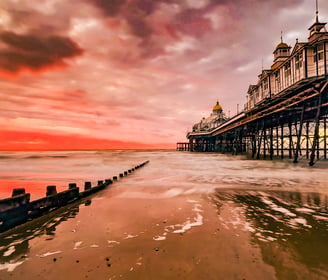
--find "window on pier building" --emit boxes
[260,78,269,99]
[313,44,324,62]
[263,78,268,90]
[255,88,260,102]
[295,52,303,69]
[284,61,292,86]
[313,43,325,75]
[248,92,255,108]
[294,52,303,81]
[274,71,281,93]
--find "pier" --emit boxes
[178,11,328,166]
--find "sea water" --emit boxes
[0,150,327,199]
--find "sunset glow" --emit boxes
[0,0,327,150]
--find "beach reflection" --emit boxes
[0,202,84,271]
[212,190,328,279]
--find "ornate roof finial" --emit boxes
[280,31,283,43]
[316,0,319,22]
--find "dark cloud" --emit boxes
[88,0,216,59]
[0,31,83,74]
[91,0,165,39]
[127,12,153,38]
[174,8,213,37]
[90,0,212,39]
[89,0,305,38]
[90,0,171,18]
[91,0,127,17]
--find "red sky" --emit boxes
[0,0,327,150]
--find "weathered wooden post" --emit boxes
[69,183,77,189]
[12,188,26,196]
[84,182,92,190]
[46,185,57,196]
[0,191,30,232]
[105,179,113,185]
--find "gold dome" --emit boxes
[275,42,289,49]
[212,101,222,112]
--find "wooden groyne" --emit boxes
[0,160,149,233]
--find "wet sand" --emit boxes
[1,182,328,280]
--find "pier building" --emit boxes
[177,101,227,152]
[177,9,328,165]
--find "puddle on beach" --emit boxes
[212,190,328,279]
[0,202,82,273]
[0,192,207,279]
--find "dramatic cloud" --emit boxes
[87,0,218,59]
[91,0,128,17]
[0,31,83,75]
[0,0,327,149]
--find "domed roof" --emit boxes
[275,42,289,49]
[212,101,222,112]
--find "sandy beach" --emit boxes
[1,184,328,280]
[0,187,270,280]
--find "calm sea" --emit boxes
[0,150,327,199]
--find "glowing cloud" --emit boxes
[0,31,83,76]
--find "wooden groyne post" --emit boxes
[0,160,150,233]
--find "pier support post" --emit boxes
[309,82,328,166]
[270,126,274,160]
[306,121,310,159]
[324,117,327,159]
[276,126,279,157]
[280,122,284,159]
[294,105,305,163]
[263,126,267,159]
[256,121,265,159]
[309,97,322,166]
[288,122,293,159]
[251,123,258,158]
